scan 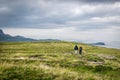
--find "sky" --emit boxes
[0,0,120,42]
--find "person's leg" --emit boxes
[80,50,82,54]
[75,50,78,54]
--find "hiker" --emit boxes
[79,47,83,55]
[74,45,78,54]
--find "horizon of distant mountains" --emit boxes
[0,29,60,42]
[1,29,120,49]
[0,29,105,45]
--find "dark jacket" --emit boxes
[74,45,78,50]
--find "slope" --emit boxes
[0,41,120,80]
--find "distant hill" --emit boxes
[88,42,105,45]
[0,29,60,42]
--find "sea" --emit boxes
[94,41,120,49]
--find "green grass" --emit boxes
[0,41,120,80]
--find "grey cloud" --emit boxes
[0,0,31,27]
[0,0,120,31]
[0,0,69,28]
[51,0,120,4]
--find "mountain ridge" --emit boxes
[0,29,60,42]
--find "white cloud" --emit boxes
[0,7,11,13]
[91,16,120,22]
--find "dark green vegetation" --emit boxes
[0,42,120,80]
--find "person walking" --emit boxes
[74,45,78,54]
[79,46,83,55]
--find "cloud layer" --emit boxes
[0,0,120,41]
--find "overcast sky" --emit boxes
[0,0,120,42]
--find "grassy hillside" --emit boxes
[0,41,120,80]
